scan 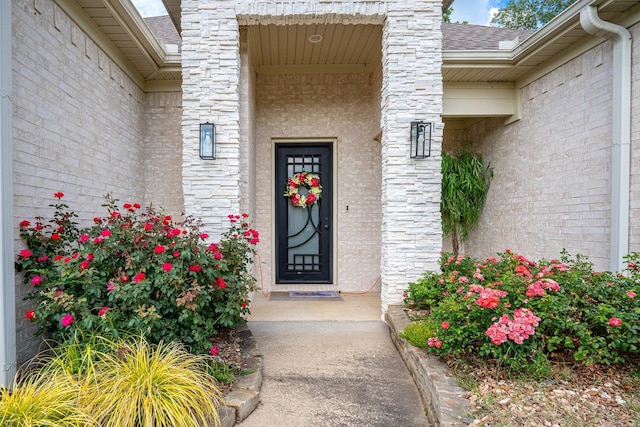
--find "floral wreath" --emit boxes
[284,172,322,208]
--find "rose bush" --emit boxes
[402,250,640,374]
[16,193,259,354]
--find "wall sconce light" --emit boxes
[410,121,432,159]
[199,122,215,160]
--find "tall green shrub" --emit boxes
[441,151,493,256]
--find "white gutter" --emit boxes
[0,0,16,386]
[580,5,632,273]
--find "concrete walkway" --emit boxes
[237,293,429,426]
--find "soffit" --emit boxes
[64,0,181,85]
[247,24,383,74]
[442,0,640,83]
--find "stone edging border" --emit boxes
[219,324,263,427]
[386,305,472,426]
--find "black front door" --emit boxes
[275,143,332,284]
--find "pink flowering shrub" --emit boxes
[16,193,259,354]
[402,250,640,372]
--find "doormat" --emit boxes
[289,290,340,298]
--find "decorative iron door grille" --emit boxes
[275,143,332,284]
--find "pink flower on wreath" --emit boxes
[627,291,636,299]
[133,272,145,283]
[19,249,32,258]
[162,263,173,272]
[31,276,43,286]
[60,314,74,327]
[609,317,622,327]
[98,306,109,317]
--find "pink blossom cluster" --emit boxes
[486,308,541,345]
[427,337,442,348]
[525,278,560,297]
[463,284,508,309]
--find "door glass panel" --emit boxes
[276,143,332,284]
[286,154,322,273]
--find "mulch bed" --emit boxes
[441,348,640,426]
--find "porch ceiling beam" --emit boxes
[442,82,516,118]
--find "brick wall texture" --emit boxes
[18,0,638,364]
[11,0,181,363]
[444,22,640,271]
[181,0,444,308]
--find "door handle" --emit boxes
[324,217,329,230]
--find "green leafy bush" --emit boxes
[404,250,640,373]
[16,192,259,354]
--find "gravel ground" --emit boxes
[448,359,640,427]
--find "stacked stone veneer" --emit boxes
[444,23,640,270]
[181,0,443,306]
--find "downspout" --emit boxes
[580,6,632,273]
[0,0,17,386]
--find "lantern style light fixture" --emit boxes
[410,121,432,159]
[199,122,215,160]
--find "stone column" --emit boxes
[181,1,242,238]
[380,0,443,309]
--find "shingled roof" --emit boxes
[442,23,535,50]
[144,15,181,52]
[142,17,536,55]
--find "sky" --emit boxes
[131,0,509,26]
[449,0,509,26]
[131,0,167,18]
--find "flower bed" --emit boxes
[16,192,259,356]
[402,250,640,375]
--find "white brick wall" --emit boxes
[144,92,184,218]
[445,27,640,271]
[13,0,146,363]
[181,0,444,309]
[254,72,382,293]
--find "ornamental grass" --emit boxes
[2,335,222,427]
[79,337,222,427]
[0,372,91,427]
